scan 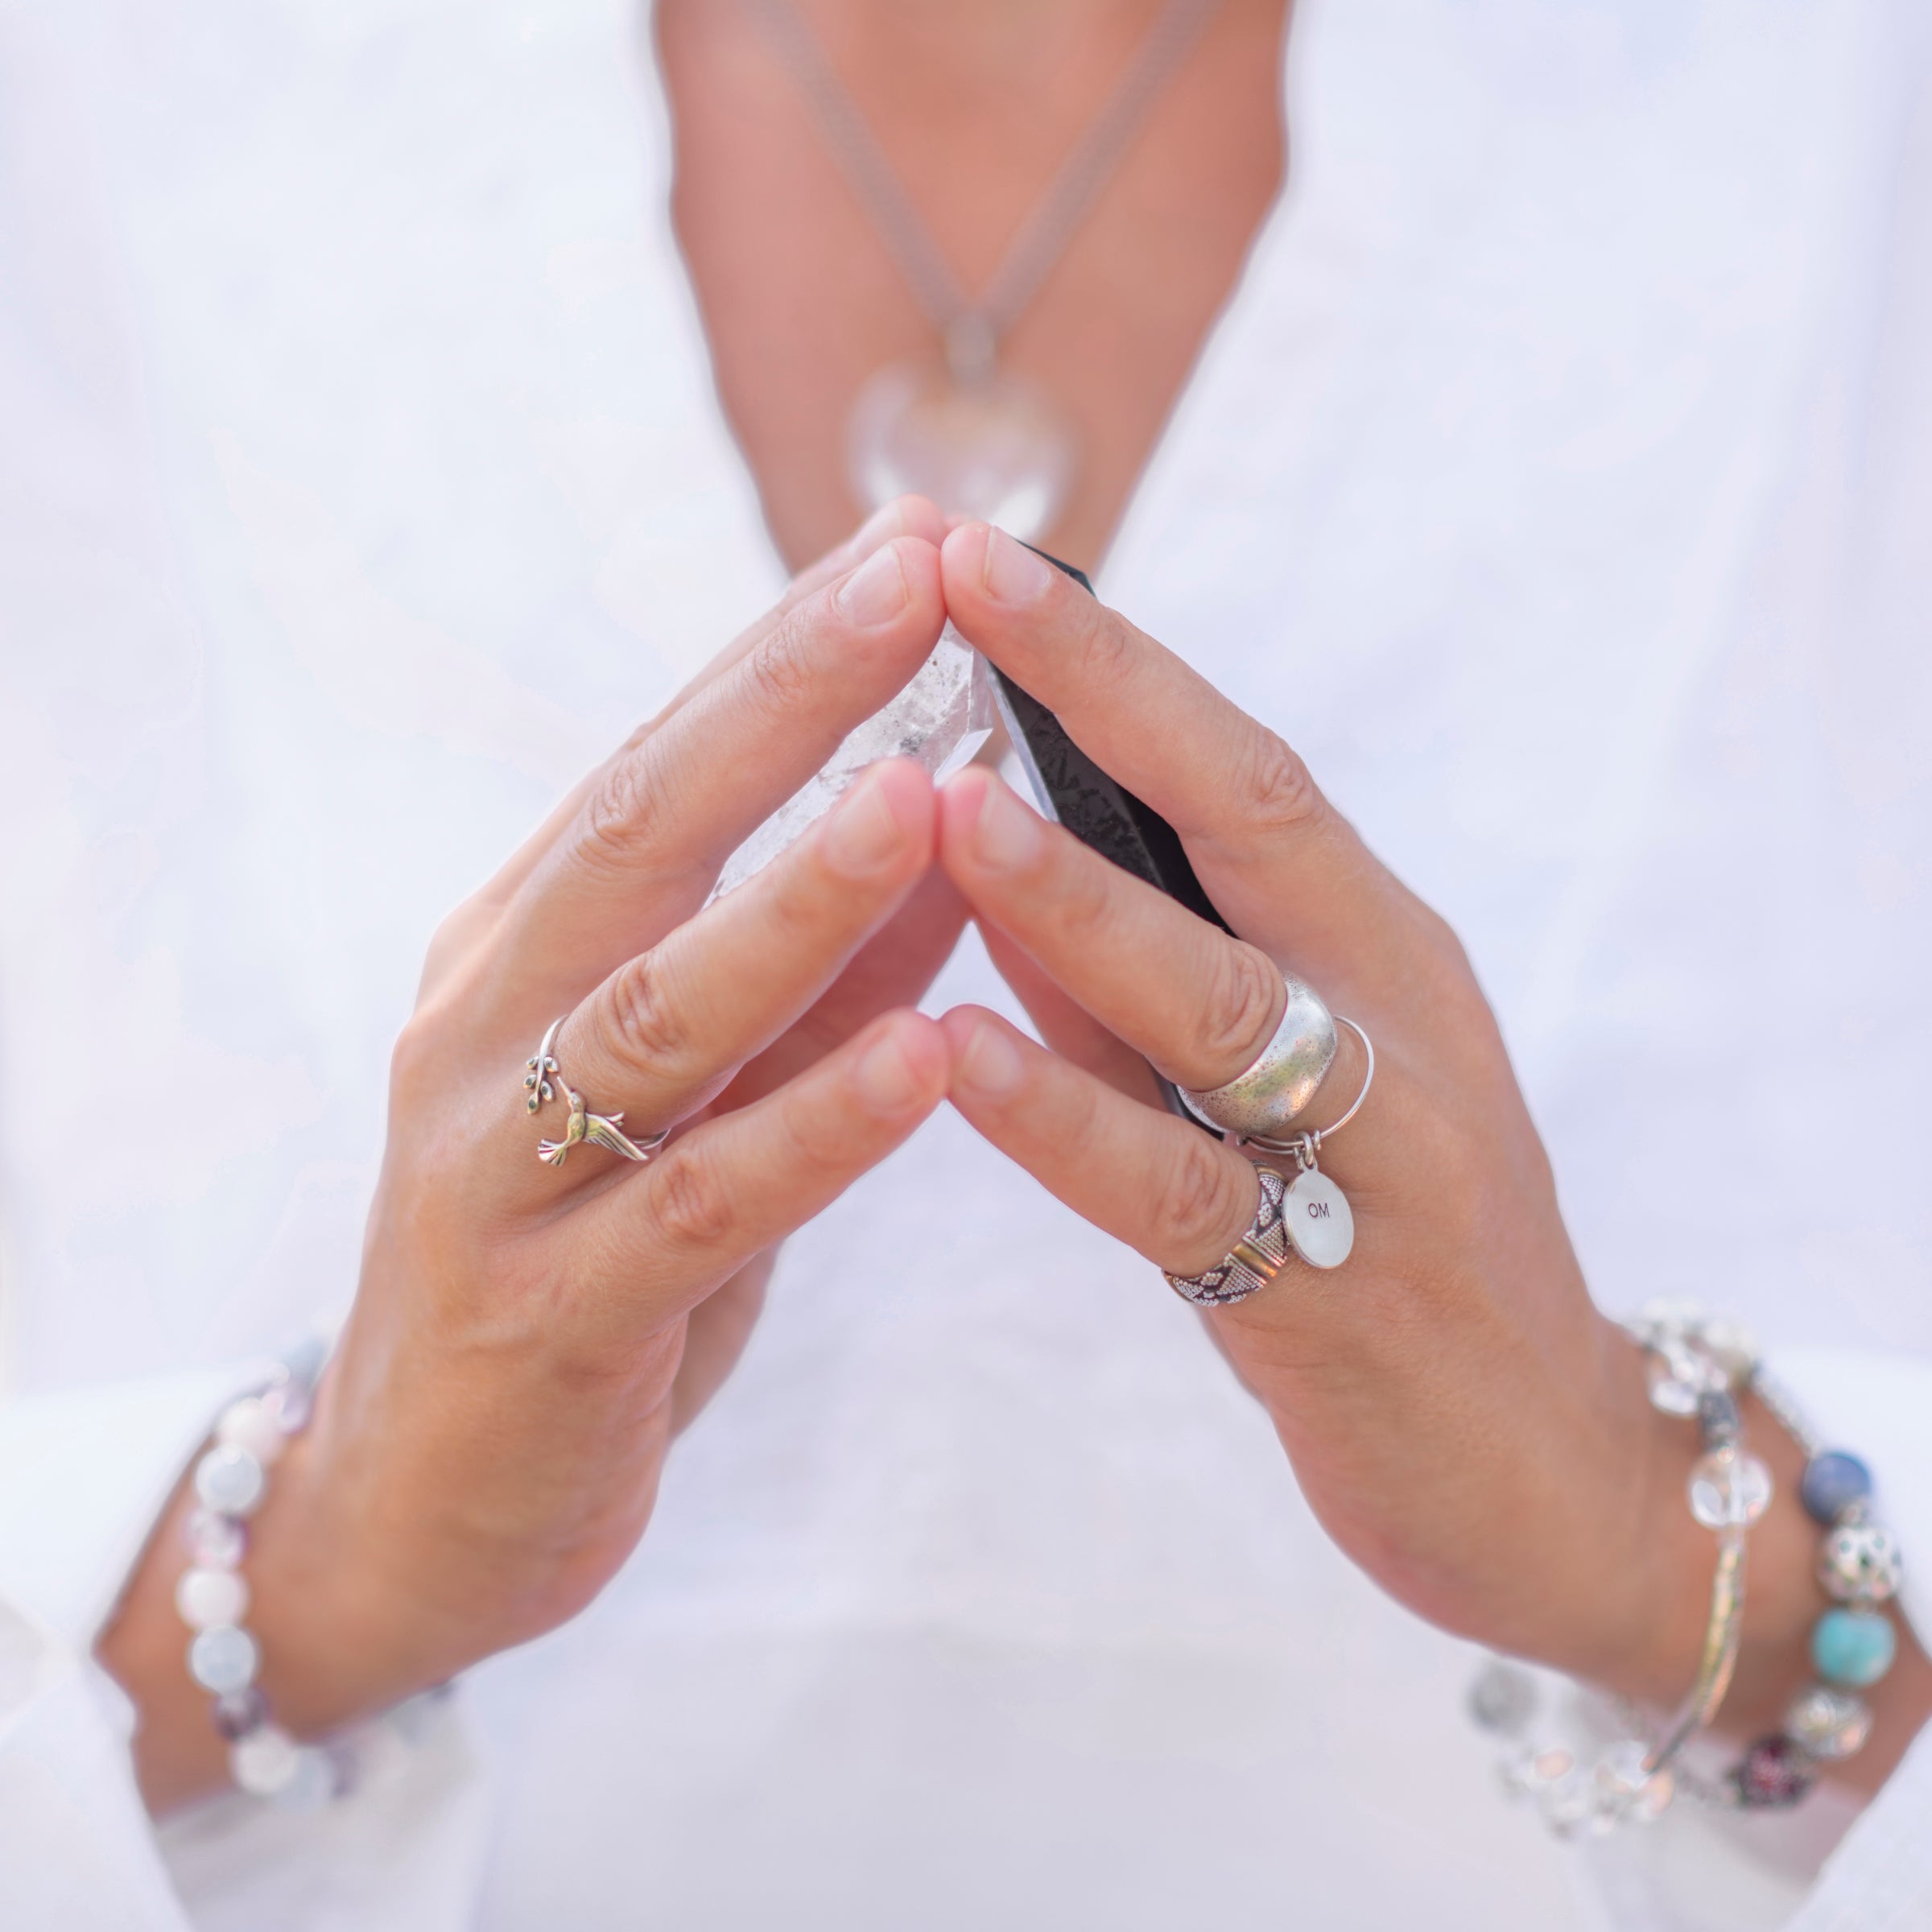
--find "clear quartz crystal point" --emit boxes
[710,622,994,902]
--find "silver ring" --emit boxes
[1164,1166,1291,1307]
[1178,974,1338,1139]
[523,1018,670,1168]
[1242,1016,1375,1161]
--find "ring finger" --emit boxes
[504,759,935,1199]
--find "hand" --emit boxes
[102,502,967,1810]
[931,522,1931,1790]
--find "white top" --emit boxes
[2,2,1930,1927]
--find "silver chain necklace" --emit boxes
[745,0,1226,539]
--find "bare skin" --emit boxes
[99,0,1929,1830]
[100,507,972,1811]
[658,0,1292,571]
[930,523,1931,1798]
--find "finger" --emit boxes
[975,920,1159,1107]
[938,522,1418,980]
[571,1009,947,1342]
[650,496,950,733]
[521,760,936,1197]
[939,1006,1261,1278]
[502,534,947,999]
[468,501,950,916]
[720,861,969,1110]
[939,766,1348,1098]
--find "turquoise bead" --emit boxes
[1811,1608,1897,1688]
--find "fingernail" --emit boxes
[856,1030,921,1112]
[835,543,910,626]
[974,778,1042,870]
[823,774,906,877]
[982,526,1053,605]
[957,1023,1023,1098]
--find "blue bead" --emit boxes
[1811,1608,1897,1688]
[1801,1451,1872,1525]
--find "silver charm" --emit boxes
[1282,1154,1355,1270]
[522,1018,669,1169]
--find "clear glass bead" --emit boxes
[263,1377,313,1435]
[1500,1744,1572,1799]
[184,1508,246,1570]
[1538,1766,1596,1837]
[194,1444,266,1519]
[1688,1450,1773,1529]
[188,1623,260,1695]
[1816,1523,1902,1604]
[1785,1684,1871,1762]
[1593,1740,1674,1825]
[230,1723,302,1796]
[217,1396,287,1467]
[1695,1315,1759,1383]
[1646,1343,1726,1416]
[175,1566,250,1631]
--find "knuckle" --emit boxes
[578,749,667,877]
[649,1143,738,1254]
[1234,729,1323,837]
[606,949,691,1074]
[1157,1139,1252,1265]
[387,1016,443,1110]
[741,609,819,719]
[1070,600,1137,687]
[1192,941,1282,1076]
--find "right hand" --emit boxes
[103,502,964,1808]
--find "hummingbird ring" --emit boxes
[522,1018,670,1168]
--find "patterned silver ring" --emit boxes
[522,1017,670,1168]
[1178,975,1339,1140]
[1164,1166,1291,1307]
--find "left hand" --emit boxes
[929,522,1928,1778]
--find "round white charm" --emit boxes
[1283,1167,1354,1269]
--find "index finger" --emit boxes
[938,522,1418,981]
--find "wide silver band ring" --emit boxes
[1164,1167,1292,1307]
[523,1018,670,1168]
[1178,975,1338,1140]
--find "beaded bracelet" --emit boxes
[178,1344,343,1804]
[1469,1303,1772,1836]
[1471,1303,1909,1831]
[1715,1373,1905,1808]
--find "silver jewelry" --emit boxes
[1163,1166,1292,1306]
[1178,976,1340,1140]
[1179,1010,1373,1274]
[745,0,1224,539]
[524,1018,669,1168]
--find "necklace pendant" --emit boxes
[846,355,1078,543]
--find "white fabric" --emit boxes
[2,0,1929,1926]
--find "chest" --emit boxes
[656,0,1290,570]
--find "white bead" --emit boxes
[194,1444,266,1518]
[217,1397,287,1467]
[175,1567,250,1630]
[230,1724,302,1796]
[273,1745,341,1810]
[1689,1450,1773,1529]
[188,1624,260,1695]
